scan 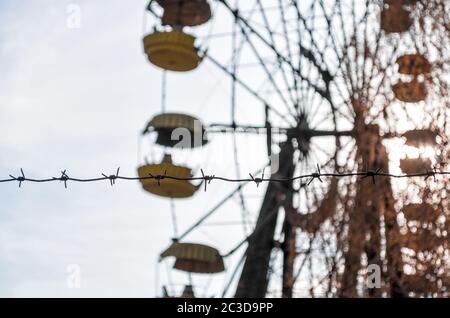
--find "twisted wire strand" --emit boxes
[1,166,445,188]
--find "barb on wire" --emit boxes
[249,168,265,187]
[307,164,323,185]
[102,167,120,187]
[149,170,167,186]
[361,167,382,185]
[53,170,69,189]
[1,165,450,189]
[425,166,438,182]
[9,168,26,188]
[200,169,214,192]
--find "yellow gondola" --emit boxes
[156,0,212,27]
[392,78,427,103]
[137,154,199,198]
[402,129,437,147]
[396,54,432,76]
[380,4,412,34]
[143,113,208,148]
[399,157,432,174]
[161,242,225,274]
[143,29,202,72]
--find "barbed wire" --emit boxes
[0,166,446,189]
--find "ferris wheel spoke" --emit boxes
[297,61,325,119]
[293,233,319,286]
[366,44,402,115]
[221,249,246,297]
[297,1,352,130]
[246,2,305,112]
[360,2,376,93]
[361,22,386,95]
[337,2,358,96]
[350,0,363,94]
[257,0,298,105]
[324,0,359,96]
[229,25,252,238]
[204,52,296,125]
[339,139,358,171]
[219,0,331,103]
[277,0,301,108]
[252,61,303,121]
[348,0,376,93]
[306,90,332,127]
[310,109,340,131]
[237,23,298,117]
[291,0,336,86]
[316,1,355,96]
[360,4,385,96]
[232,131,251,236]
[309,141,337,165]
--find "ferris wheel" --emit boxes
[137,0,450,298]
